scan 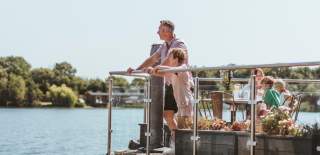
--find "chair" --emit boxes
[209,91,237,123]
[281,93,303,122]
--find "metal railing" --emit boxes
[107,61,320,155]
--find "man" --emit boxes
[127,20,188,133]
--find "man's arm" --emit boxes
[127,52,160,73]
[136,52,160,70]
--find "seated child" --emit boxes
[261,76,281,108]
[274,79,292,107]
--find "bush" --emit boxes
[48,84,78,107]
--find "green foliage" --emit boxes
[70,77,89,94]
[0,76,8,106]
[7,74,26,106]
[74,101,87,108]
[25,79,43,105]
[87,79,105,92]
[131,78,145,87]
[53,62,76,86]
[233,69,250,78]
[53,62,76,77]
[31,68,55,93]
[47,84,78,107]
[0,56,31,78]
[111,76,129,88]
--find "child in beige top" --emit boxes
[148,48,194,130]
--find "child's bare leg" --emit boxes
[164,110,177,139]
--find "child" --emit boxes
[260,76,281,108]
[150,48,194,130]
[274,79,291,106]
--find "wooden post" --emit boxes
[211,91,223,119]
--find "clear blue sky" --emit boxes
[1,0,319,79]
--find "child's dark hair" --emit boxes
[261,76,274,85]
[169,48,185,64]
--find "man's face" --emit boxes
[157,25,171,40]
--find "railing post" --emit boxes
[145,77,152,155]
[106,77,113,155]
[143,81,148,123]
[192,77,200,155]
[249,74,256,155]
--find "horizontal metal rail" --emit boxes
[198,78,320,84]
[109,61,320,75]
[157,61,320,73]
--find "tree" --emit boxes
[25,79,43,105]
[53,62,77,86]
[111,76,129,88]
[47,84,78,107]
[0,56,31,78]
[0,76,8,106]
[7,74,26,106]
[70,77,88,94]
[87,79,105,92]
[31,68,55,93]
[131,78,145,87]
[53,62,76,77]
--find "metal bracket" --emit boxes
[190,136,200,141]
[109,98,114,103]
[143,99,152,103]
[247,140,256,146]
[145,132,151,137]
[191,99,199,104]
[316,146,320,152]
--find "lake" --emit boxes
[0,108,319,155]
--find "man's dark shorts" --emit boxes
[164,85,178,113]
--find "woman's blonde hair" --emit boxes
[274,79,286,89]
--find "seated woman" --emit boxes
[261,76,281,108]
[238,68,265,99]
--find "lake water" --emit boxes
[0,108,319,155]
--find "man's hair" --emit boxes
[169,48,185,64]
[160,20,175,32]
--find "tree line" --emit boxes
[0,56,144,107]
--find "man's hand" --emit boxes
[127,67,135,74]
[143,67,154,74]
[153,66,161,74]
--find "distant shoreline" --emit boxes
[0,103,145,109]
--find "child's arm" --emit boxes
[151,65,172,77]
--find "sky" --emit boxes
[1,0,320,79]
